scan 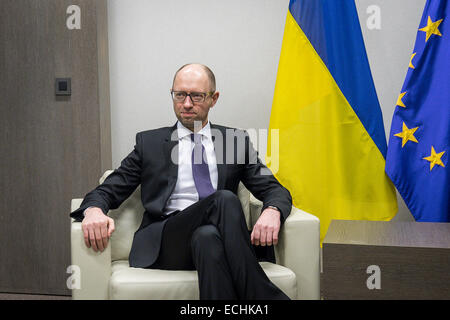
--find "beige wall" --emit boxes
[107,0,426,220]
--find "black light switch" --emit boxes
[55,78,71,96]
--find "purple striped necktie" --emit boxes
[191,133,215,200]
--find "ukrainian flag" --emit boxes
[268,0,398,242]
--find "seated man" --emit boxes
[70,63,292,300]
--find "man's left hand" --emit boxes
[251,207,281,246]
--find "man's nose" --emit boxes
[183,95,194,107]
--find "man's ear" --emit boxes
[210,91,220,108]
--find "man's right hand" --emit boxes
[82,207,115,252]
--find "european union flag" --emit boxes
[386,0,449,222]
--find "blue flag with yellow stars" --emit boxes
[386,0,449,222]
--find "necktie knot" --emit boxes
[191,133,202,145]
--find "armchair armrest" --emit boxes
[250,195,320,300]
[71,198,112,300]
[275,206,320,300]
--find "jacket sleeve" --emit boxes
[239,131,292,224]
[70,133,143,221]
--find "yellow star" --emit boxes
[409,53,416,69]
[419,16,443,42]
[396,92,407,108]
[394,122,419,147]
[423,146,446,171]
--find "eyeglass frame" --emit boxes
[170,90,216,103]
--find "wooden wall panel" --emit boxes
[0,0,111,295]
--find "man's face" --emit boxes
[172,66,219,131]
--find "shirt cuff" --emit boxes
[266,205,280,212]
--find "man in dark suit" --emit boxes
[70,63,292,299]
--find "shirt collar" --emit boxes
[176,121,212,141]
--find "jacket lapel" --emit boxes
[211,123,227,190]
[163,124,179,194]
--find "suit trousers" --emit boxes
[149,190,290,300]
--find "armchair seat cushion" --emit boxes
[109,260,297,300]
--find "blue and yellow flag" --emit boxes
[267,0,398,242]
[386,0,449,222]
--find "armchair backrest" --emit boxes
[99,170,253,262]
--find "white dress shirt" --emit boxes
[163,121,218,215]
[85,121,218,217]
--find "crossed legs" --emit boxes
[150,190,289,300]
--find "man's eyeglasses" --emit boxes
[171,90,215,103]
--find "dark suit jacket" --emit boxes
[70,123,292,268]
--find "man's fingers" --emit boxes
[261,225,277,246]
[259,226,267,246]
[252,227,261,246]
[251,208,282,247]
[82,225,91,248]
[88,227,98,252]
[253,224,280,246]
[266,228,273,246]
[107,218,115,238]
[82,208,112,252]
[100,223,109,249]
[86,223,110,252]
[94,226,104,252]
[272,228,279,246]
[267,225,280,246]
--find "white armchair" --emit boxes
[71,171,320,300]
